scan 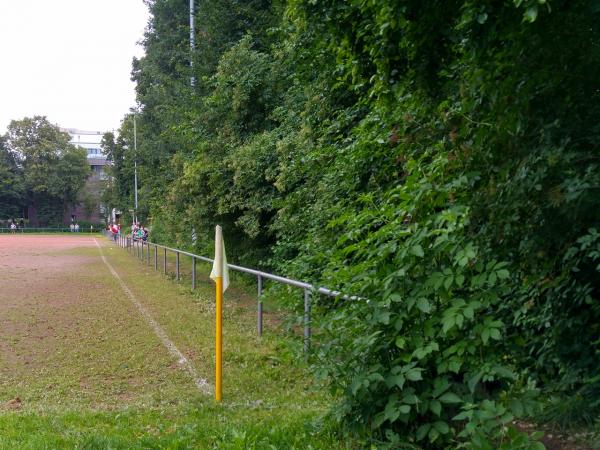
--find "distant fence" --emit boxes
[0,227,101,234]
[104,231,352,352]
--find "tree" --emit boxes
[0,136,25,220]
[4,116,89,226]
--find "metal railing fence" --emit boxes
[105,231,349,352]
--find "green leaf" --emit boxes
[496,269,510,279]
[468,372,482,393]
[489,328,501,340]
[430,400,442,416]
[368,372,384,383]
[481,328,490,344]
[384,397,400,422]
[442,315,455,334]
[398,404,411,414]
[386,374,406,389]
[411,244,424,257]
[416,424,431,441]
[439,392,462,404]
[444,275,454,290]
[402,393,419,404]
[453,410,473,421]
[510,399,524,417]
[406,368,423,381]
[433,421,450,434]
[524,5,538,22]
[432,378,450,397]
[463,305,474,320]
[416,298,431,313]
[428,427,440,442]
[395,336,406,349]
[448,359,462,373]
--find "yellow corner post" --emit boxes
[210,225,229,402]
[215,276,223,402]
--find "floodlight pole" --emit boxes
[133,112,138,225]
[190,0,195,87]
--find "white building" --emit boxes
[60,128,110,224]
[60,128,108,177]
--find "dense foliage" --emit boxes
[106,0,599,446]
[0,136,25,220]
[1,117,89,226]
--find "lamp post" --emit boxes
[190,0,195,87]
[133,113,137,223]
[133,112,138,225]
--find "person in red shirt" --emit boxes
[110,223,119,242]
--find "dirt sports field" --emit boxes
[0,234,213,412]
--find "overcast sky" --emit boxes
[0,1,149,135]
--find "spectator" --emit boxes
[110,223,119,242]
[136,226,144,241]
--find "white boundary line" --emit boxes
[93,238,211,395]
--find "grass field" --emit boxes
[0,235,343,449]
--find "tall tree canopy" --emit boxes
[0,136,25,220]
[4,116,89,226]
[105,0,600,446]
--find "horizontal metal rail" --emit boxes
[129,239,344,298]
[104,230,354,352]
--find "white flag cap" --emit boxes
[210,225,229,292]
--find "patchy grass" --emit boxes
[0,236,344,448]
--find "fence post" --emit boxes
[304,289,311,353]
[147,243,150,265]
[154,244,158,270]
[257,275,263,337]
[176,251,180,281]
[164,248,167,274]
[192,256,196,290]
